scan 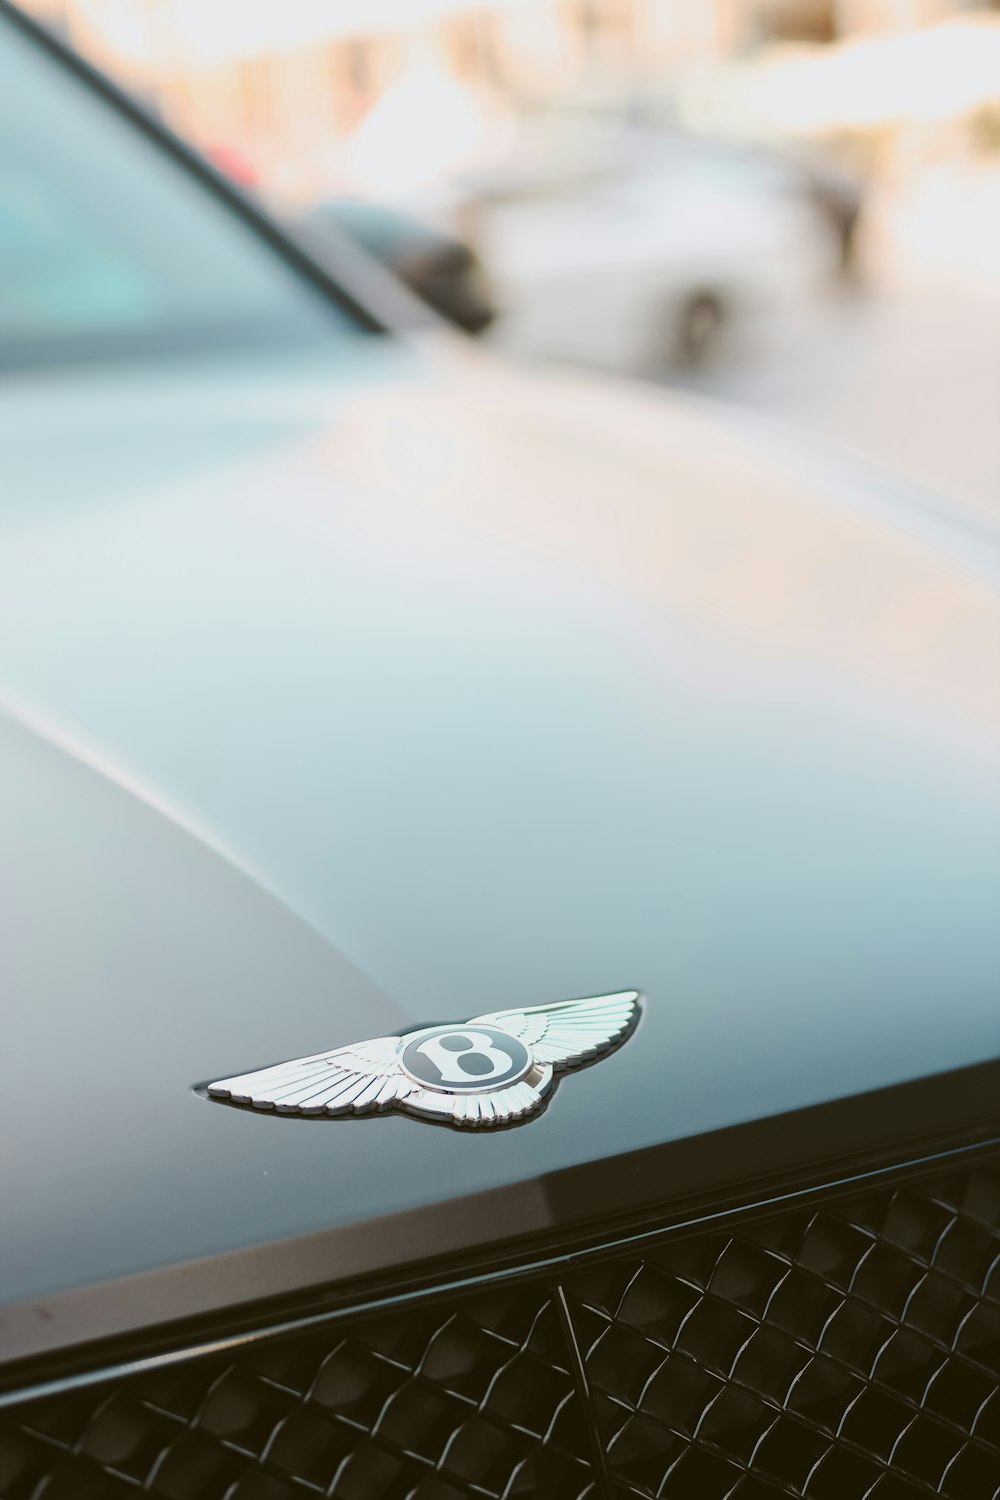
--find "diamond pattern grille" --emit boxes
[1,1158,998,1500]
[569,1159,1000,1499]
[0,1290,594,1500]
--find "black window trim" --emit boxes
[0,0,426,341]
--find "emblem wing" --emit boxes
[470,990,639,1071]
[207,1036,415,1116]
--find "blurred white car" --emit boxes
[457,124,839,373]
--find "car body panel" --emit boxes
[2,337,998,1378]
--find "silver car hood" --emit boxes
[1,334,998,1366]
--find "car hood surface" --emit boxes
[1,335,998,1368]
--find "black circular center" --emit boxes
[399,1025,531,1093]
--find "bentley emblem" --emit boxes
[206,991,640,1128]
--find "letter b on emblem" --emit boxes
[416,1030,511,1085]
[400,1024,531,1093]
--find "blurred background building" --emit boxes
[18,0,1000,201]
[15,0,1000,513]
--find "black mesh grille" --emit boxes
[0,1290,594,1500]
[568,1160,1000,1498]
[2,1157,998,1500]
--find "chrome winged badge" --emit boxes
[207,991,640,1128]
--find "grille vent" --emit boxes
[2,1157,998,1500]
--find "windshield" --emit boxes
[0,17,360,370]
